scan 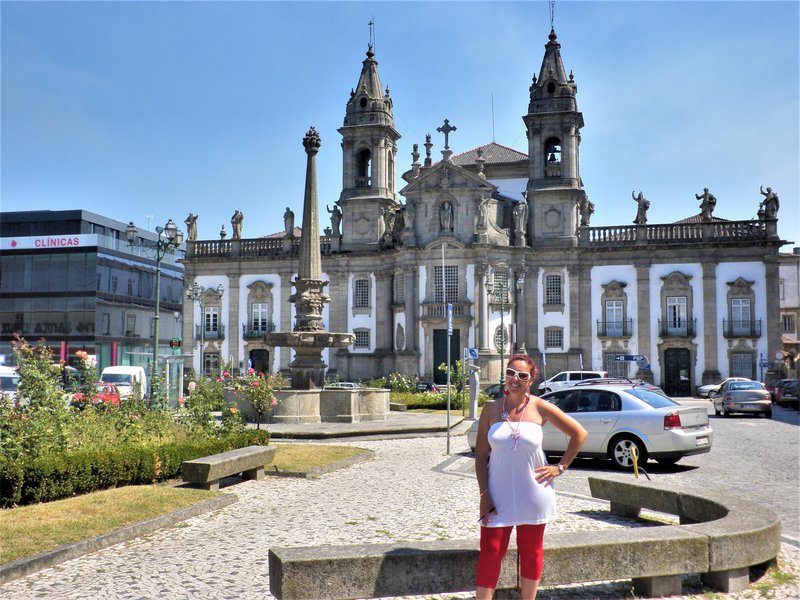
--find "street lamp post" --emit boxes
[126,219,183,400]
[486,269,507,386]
[186,282,224,376]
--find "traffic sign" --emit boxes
[467,348,479,359]
[613,354,646,362]
[170,338,181,349]
[447,303,453,335]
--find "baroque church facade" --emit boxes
[181,30,786,396]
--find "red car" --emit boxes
[73,383,121,409]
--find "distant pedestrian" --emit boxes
[187,380,197,395]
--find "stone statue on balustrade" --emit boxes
[579,197,595,227]
[284,207,295,237]
[326,204,342,237]
[696,188,717,221]
[759,186,779,219]
[632,191,650,224]
[184,213,198,241]
[230,210,244,239]
[513,202,528,236]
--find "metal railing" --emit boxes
[596,319,633,337]
[242,322,275,338]
[722,319,762,338]
[658,318,696,338]
[196,324,225,340]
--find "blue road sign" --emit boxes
[468,348,479,359]
[613,354,646,362]
[447,303,453,334]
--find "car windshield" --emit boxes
[729,382,761,391]
[0,376,20,392]
[624,387,679,408]
[101,374,132,384]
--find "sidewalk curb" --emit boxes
[0,493,237,585]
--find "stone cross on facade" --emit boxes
[436,119,457,150]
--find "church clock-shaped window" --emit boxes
[356,148,371,187]
[545,137,561,178]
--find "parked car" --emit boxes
[0,366,21,406]
[99,365,147,400]
[468,382,712,469]
[73,383,121,409]
[772,379,798,409]
[697,377,751,399]
[484,383,504,399]
[416,381,441,394]
[537,370,608,394]
[325,381,360,389]
[713,379,772,418]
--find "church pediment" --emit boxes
[399,160,496,196]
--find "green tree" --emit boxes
[437,360,468,409]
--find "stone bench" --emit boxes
[182,445,276,491]
[268,475,781,599]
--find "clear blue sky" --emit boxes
[2,1,798,247]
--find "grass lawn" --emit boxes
[1,443,369,565]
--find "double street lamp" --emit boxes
[486,269,508,386]
[186,281,224,376]
[125,219,184,395]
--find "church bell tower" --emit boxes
[523,29,587,246]
[337,46,401,250]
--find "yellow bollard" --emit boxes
[631,446,639,479]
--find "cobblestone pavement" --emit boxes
[1,434,797,600]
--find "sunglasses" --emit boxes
[505,367,532,381]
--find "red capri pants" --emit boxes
[476,524,546,589]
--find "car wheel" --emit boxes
[610,436,648,469]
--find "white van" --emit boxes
[537,370,608,394]
[0,366,21,406]
[100,366,147,400]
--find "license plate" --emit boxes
[696,437,709,447]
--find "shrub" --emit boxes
[0,430,270,507]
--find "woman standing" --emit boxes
[474,354,587,599]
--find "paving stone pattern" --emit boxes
[1,435,797,600]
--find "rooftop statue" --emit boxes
[696,188,717,221]
[632,191,650,224]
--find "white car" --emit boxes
[537,370,608,394]
[697,377,751,399]
[468,381,712,469]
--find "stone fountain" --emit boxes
[264,128,388,423]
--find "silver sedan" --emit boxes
[713,380,772,418]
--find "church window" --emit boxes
[354,278,370,308]
[665,296,687,336]
[434,265,458,303]
[356,148,371,187]
[730,298,752,336]
[606,354,629,378]
[359,97,367,108]
[251,303,270,333]
[353,329,370,349]
[547,81,556,94]
[494,325,509,353]
[545,137,561,178]
[544,327,563,349]
[544,274,562,306]
[394,274,404,304]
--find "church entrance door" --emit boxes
[664,348,691,397]
[433,329,460,385]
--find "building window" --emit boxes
[666,296,687,335]
[101,313,110,335]
[780,278,785,301]
[111,275,118,293]
[783,314,796,334]
[354,278,370,308]
[125,314,136,335]
[544,274,562,306]
[353,329,370,349]
[434,265,459,303]
[204,307,219,334]
[544,327,563,349]
[493,325,509,353]
[127,279,134,296]
[730,298,751,336]
[606,354,629,378]
[604,300,624,336]
[489,271,508,303]
[203,352,219,376]
[252,302,270,333]
[731,352,754,379]
[394,274,405,304]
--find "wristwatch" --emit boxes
[556,463,566,474]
